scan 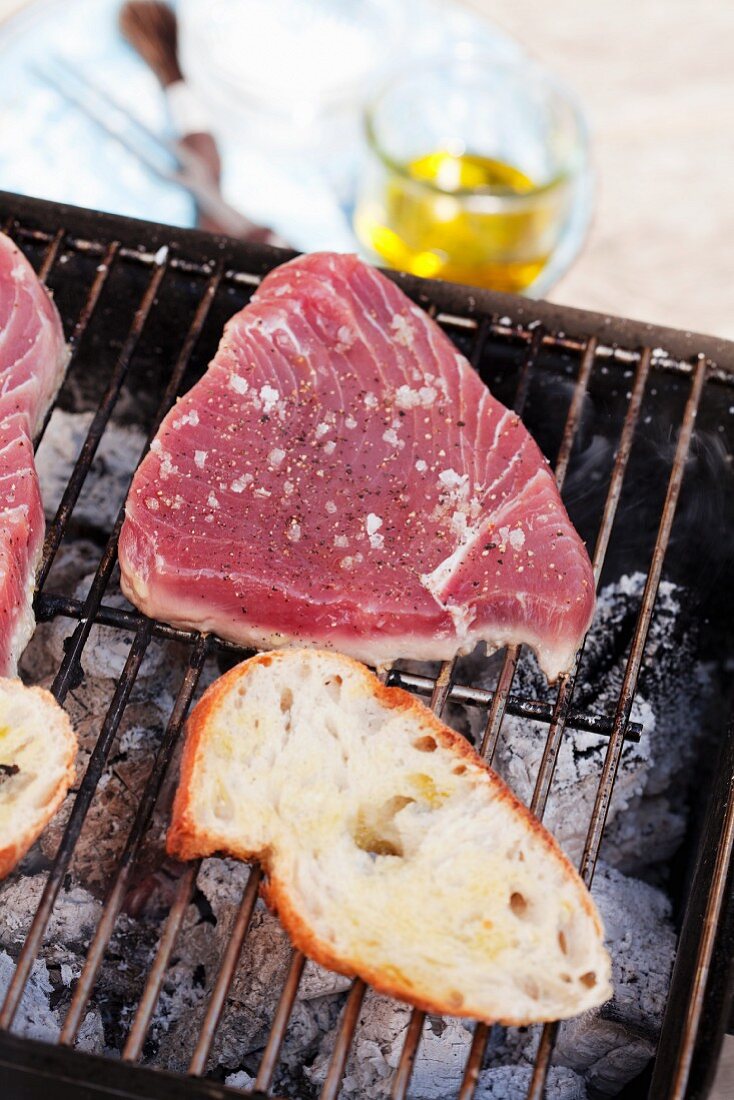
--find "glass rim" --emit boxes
[363,51,589,202]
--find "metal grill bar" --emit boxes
[390,325,548,1099]
[188,866,263,1076]
[477,333,596,769]
[32,594,640,740]
[122,862,199,1061]
[254,950,307,1092]
[459,344,652,1097]
[59,635,209,1045]
[0,620,153,1029]
[1,254,220,1032]
[36,227,65,282]
[36,254,166,589]
[10,218,734,384]
[527,353,710,1099]
[48,267,224,1049]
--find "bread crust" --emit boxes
[166,650,605,1024]
[0,681,77,881]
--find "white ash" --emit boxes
[149,858,347,1080]
[492,706,652,865]
[35,410,145,533]
[308,992,585,1099]
[454,572,706,873]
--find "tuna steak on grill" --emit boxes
[119,252,594,680]
[0,233,68,676]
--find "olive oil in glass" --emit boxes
[354,55,586,295]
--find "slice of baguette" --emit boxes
[167,649,612,1024]
[0,678,77,880]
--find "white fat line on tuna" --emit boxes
[476,434,529,507]
[487,467,548,532]
[419,518,486,613]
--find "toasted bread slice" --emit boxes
[0,678,77,879]
[167,650,612,1024]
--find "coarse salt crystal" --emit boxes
[390,314,413,347]
[146,497,159,511]
[194,450,207,469]
[395,385,421,410]
[287,519,302,542]
[382,428,399,446]
[334,533,348,547]
[283,480,295,496]
[231,474,253,493]
[325,500,337,514]
[230,374,249,395]
[438,468,468,491]
[509,528,526,550]
[364,392,378,409]
[345,415,357,429]
[207,492,220,509]
[268,447,286,467]
[323,440,336,456]
[315,421,330,439]
[415,459,428,472]
[260,384,280,412]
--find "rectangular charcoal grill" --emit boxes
[0,190,732,1100]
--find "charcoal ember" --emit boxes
[575,575,706,795]
[0,876,101,951]
[225,1069,256,1090]
[151,859,349,1075]
[492,708,652,865]
[0,951,62,1042]
[273,994,346,1097]
[456,573,704,873]
[37,685,173,897]
[0,948,105,1052]
[307,991,585,1099]
[35,410,145,536]
[473,1066,586,1100]
[600,793,687,878]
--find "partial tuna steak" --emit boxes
[119,253,594,680]
[0,233,69,676]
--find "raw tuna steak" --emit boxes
[119,253,594,680]
[0,232,69,676]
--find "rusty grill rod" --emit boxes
[0,619,153,1030]
[527,353,710,1100]
[457,341,653,1097]
[36,249,166,590]
[390,326,550,1100]
[11,219,732,384]
[0,252,220,1030]
[320,322,494,1100]
[188,866,264,1076]
[50,273,225,1044]
[122,862,200,1061]
[33,593,641,740]
[59,635,209,1045]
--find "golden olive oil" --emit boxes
[355,149,562,293]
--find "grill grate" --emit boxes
[0,192,732,1100]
